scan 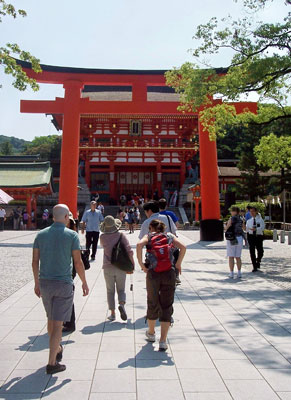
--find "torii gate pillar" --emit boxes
[59,80,83,217]
[199,118,223,241]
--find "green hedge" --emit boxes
[230,201,266,218]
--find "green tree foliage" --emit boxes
[165,0,291,139]
[254,133,291,170]
[0,0,41,90]
[0,140,13,155]
[0,134,29,153]
[23,135,62,160]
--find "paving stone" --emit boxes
[184,394,232,400]
[178,368,227,392]
[259,369,291,392]
[214,359,262,379]
[136,359,178,379]
[225,379,279,400]
[0,368,50,393]
[137,379,184,400]
[91,370,136,393]
[96,351,135,369]
[42,380,91,399]
[173,351,215,369]
[89,394,136,400]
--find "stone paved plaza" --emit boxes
[1,229,291,399]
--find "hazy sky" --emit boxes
[0,0,288,141]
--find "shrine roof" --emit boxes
[218,166,279,177]
[0,162,53,188]
[17,60,227,76]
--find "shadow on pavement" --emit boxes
[0,368,71,398]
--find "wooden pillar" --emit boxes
[26,193,32,229]
[180,158,186,189]
[59,80,83,218]
[198,118,223,241]
[109,159,115,200]
[85,156,90,188]
[195,199,200,221]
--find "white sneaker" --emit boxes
[159,341,168,351]
[237,271,242,279]
[107,314,116,321]
[229,272,234,279]
[145,330,156,342]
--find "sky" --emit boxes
[0,0,289,141]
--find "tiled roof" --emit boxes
[0,162,52,188]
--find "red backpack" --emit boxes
[145,233,174,272]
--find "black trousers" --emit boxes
[86,231,100,257]
[247,233,264,268]
[0,217,4,231]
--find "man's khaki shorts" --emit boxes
[39,279,74,321]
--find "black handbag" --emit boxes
[81,249,90,270]
[225,226,235,241]
[111,233,134,272]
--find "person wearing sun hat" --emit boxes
[100,215,134,321]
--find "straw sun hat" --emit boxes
[100,215,122,233]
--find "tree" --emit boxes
[22,135,62,160]
[0,1,41,90]
[165,0,291,140]
[0,140,13,155]
[254,133,291,190]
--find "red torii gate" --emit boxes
[19,61,256,240]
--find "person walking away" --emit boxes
[137,220,186,351]
[0,206,6,231]
[31,210,36,230]
[163,189,170,205]
[225,207,244,279]
[133,206,140,227]
[120,194,127,207]
[63,212,78,333]
[124,207,129,231]
[100,215,134,321]
[81,201,104,261]
[97,201,104,215]
[127,208,135,234]
[42,209,49,228]
[22,209,30,231]
[32,204,89,374]
[169,190,178,207]
[158,198,179,228]
[117,208,125,222]
[245,205,252,222]
[139,201,177,240]
[246,206,265,272]
[13,207,21,230]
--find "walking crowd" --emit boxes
[1,191,268,376]
[32,199,186,374]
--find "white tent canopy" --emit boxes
[0,189,14,204]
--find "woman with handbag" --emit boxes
[225,206,245,279]
[100,215,134,322]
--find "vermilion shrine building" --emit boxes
[19,61,256,240]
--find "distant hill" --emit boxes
[0,135,31,154]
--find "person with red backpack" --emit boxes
[136,219,186,351]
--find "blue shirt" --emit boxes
[33,222,80,284]
[245,211,252,221]
[81,209,104,232]
[159,210,178,224]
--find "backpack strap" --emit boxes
[165,214,172,233]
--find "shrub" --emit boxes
[231,201,266,218]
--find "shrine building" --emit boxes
[18,61,257,240]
